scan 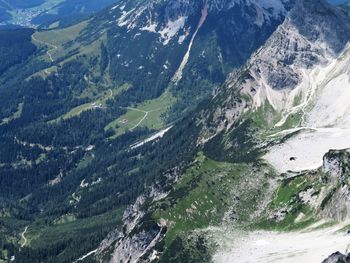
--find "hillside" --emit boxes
[99,0,350,262]
[0,0,295,262]
[2,0,350,262]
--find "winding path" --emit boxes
[32,35,58,63]
[21,226,28,247]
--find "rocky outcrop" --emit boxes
[319,150,350,221]
[322,252,350,263]
[92,166,182,263]
[249,0,350,92]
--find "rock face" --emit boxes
[319,150,350,221]
[91,1,350,261]
[200,0,350,143]
[322,252,350,263]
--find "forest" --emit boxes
[0,29,36,74]
[0,22,204,261]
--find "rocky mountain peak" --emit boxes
[111,0,294,35]
[249,0,350,92]
[291,0,350,54]
[200,0,350,140]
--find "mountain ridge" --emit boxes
[101,0,350,261]
[2,0,350,262]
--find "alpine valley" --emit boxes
[2,0,350,263]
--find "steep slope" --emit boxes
[90,1,350,262]
[85,0,294,118]
[197,0,350,261]
[0,0,297,262]
[200,0,350,162]
[214,149,350,262]
[0,28,36,75]
[4,0,350,262]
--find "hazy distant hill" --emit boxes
[0,0,118,28]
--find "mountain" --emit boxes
[201,0,350,162]
[82,0,294,118]
[98,0,350,262]
[2,0,350,262]
[0,0,296,262]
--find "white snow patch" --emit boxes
[74,249,98,263]
[265,128,350,173]
[118,10,133,27]
[139,16,187,45]
[131,126,173,149]
[117,6,147,29]
[86,145,94,151]
[141,23,157,33]
[172,4,208,82]
[213,221,350,263]
[178,34,186,44]
[264,46,350,173]
[80,179,89,188]
[159,16,187,45]
[306,73,350,128]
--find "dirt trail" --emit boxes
[21,226,28,247]
[120,107,163,130]
[32,35,58,62]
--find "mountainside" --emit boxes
[0,0,296,262]
[2,0,350,262]
[201,0,350,158]
[84,0,294,117]
[94,0,350,262]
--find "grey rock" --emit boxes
[322,252,350,263]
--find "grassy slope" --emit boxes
[31,19,106,79]
[0,102,23,125]
[24,208,124,248]
[32,20,88,60]
[145,151,275,261]
[105,90,176,138]
[32,20,176,139]
[148,97,350,260]
[50,84,130,122]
